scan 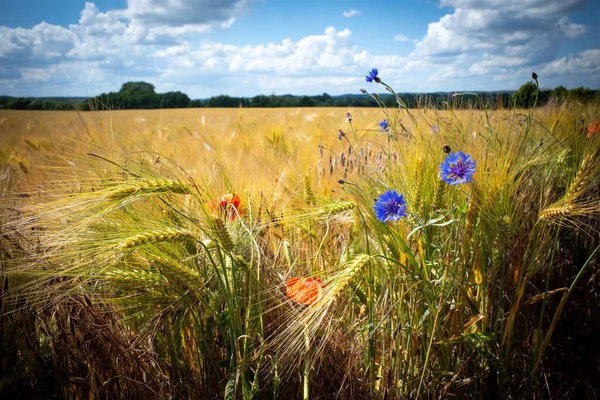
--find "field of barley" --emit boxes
[1,94,600,399]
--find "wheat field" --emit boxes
[1,99,599,399]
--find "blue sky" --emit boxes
[0,0,598,98]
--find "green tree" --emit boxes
[118,81,159,109]
[512,81,538,108]
[568,87,594,103]
[298,96,316,107]
[551,85,568,103]
[159,91,191,108]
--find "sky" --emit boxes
[0,0,599,98]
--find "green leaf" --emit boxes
[224,372,236,400]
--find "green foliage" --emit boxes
[2,84,598,111]
[551,85,568,103]
[512,81,539,108]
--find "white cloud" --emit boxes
[556,16,588,39]
[125,0,251,27]
[20,67,53,82]
[541,49,600,75]
[342,9,360,18]
[406,0,595,90]
[0,0,598,97]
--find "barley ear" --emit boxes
[116,228,194,250]
[108,179,190,198]
[214,217,235,252]
[303,173,316,205]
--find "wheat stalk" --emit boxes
[432,175,446,213]
[315,254,371,311]
[214,217,234,252]
[317,201,355,217]
[116,228,194,249]
[108,179,190,198]
[412,157,424,215]
[538,152,598,221]
[564,153,593,202]
[303,173,316,205]
[538,205,573,220]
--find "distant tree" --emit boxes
[8,98,31,109]
[512,81,538,108]
[159,91,191,108]
[188,99,205,108]
[118,81,159,109]
[252,95,278,107]
[551,85,568,103]
[317,92,332,106]
[298,96,316,107]
[568,87,595,103]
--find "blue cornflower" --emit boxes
[374,190,407,222]
[440,151,476,185]
[365,68,380,83]
[379,119,389,132]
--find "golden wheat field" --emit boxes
[0,106,564,193]
[1,102,600,399]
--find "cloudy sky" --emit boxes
[1,0,599,98]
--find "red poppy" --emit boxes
[587,122,600,139]
[217,193,242,220]
[286,277,323,306]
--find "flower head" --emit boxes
[587,122,600,138]
[379,119,389,132]
[338,129,346,140]
[365,68,380,83]
[430,125,439,133]
[374,190,407,222]
[217,193,242,220]
[286,277,323,306]
[440,151,476,185]
[346,112,353,123]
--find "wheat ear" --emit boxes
[116,228,194,249]
[108,179,189,198]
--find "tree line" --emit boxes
[0,81,597,111]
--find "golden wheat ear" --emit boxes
[538,150,600,223]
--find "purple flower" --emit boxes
[338,129,346,140]
[379,119,389,132]
[440,151,476,185]
[430,125,439,133]
[365,68,380,83]
[374,190,407,222]
[346,112,353,122]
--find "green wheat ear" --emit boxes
[116,228,194,249]
[317,201,354,217]
[316,254,371,310]
[213,217,235,252]
[412,156,424,215]
[303,172,316,205]
[108,179,190,198]
[432,174,447,213]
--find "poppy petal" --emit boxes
[286,277,323,306]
